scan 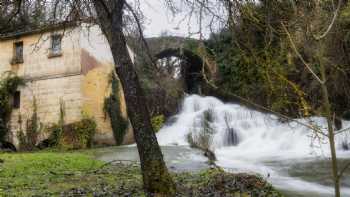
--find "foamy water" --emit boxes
[156,95,350,196]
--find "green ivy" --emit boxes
[104,73,128,145]
[0,72,24,142]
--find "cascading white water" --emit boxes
[156,94,350,196]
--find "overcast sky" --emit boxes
[140,0,197,38]
[139,0,224,38]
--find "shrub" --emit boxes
[47,118,97,150]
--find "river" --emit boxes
[99,95,350,197]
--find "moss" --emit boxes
[104,73,128,145]
[151,115,165,132]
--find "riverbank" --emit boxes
[0,149,283,196]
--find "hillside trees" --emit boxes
[172,0,350,196]
[0,0,46,34]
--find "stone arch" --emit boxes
[154,48,204,94]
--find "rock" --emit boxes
[343,110,350,121]
[334,117,342,130]
[204,149,216,163]
[342,141,349,151]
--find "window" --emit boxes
[13,91,20,109]
[49,34,62,57]
[11,41,23,64]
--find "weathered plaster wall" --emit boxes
[0,27,84,147]
[80,25,134,145]
[0,24,134,147]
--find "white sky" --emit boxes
[140,0,198,38]
[139,0,224,38]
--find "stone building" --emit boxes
[0,22,133,148]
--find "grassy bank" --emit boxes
[0,149,282,196]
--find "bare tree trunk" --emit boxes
[320,61,341,197]
[92,0,175,196]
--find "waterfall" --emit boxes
[156,95,350,196]
[157,94,350,157]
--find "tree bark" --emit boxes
[92,0,175,196]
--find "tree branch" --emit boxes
[281,22,324,84]
[124,1,158,70]
[314,0,342,40]
[338,161,350,179]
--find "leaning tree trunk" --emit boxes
[92,0,175,196]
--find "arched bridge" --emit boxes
[130,36,207,94]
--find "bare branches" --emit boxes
[5,0,23,25]
[124,1,157,68]
[314,0,342,40]
[338,162,350,179]
[281,22,324,85]
[335,126,350,135]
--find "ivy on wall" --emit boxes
[0,72,24,142]
[104,73,128,145]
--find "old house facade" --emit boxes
[0,23,134,148]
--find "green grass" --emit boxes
[0,151,107,196]
[0,149,283,197]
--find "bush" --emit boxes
[47,118,97,150]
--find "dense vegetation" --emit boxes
[0,73,24,143]
[204,1,350,119]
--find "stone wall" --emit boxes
[0,27,84,147]
[0,24,134,148]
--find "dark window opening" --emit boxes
[13,91,20,109]
[11,41,23,64]
[50,34,62,57]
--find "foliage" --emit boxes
[50,118,96,150]
[0,72,24,142]
[103,73,128,145]
[71,118,97,149]
[151,115,165,132]
[18,98,43,151]
[48,99,66,147]
[47,107,96,150]
[204,1,350,118]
